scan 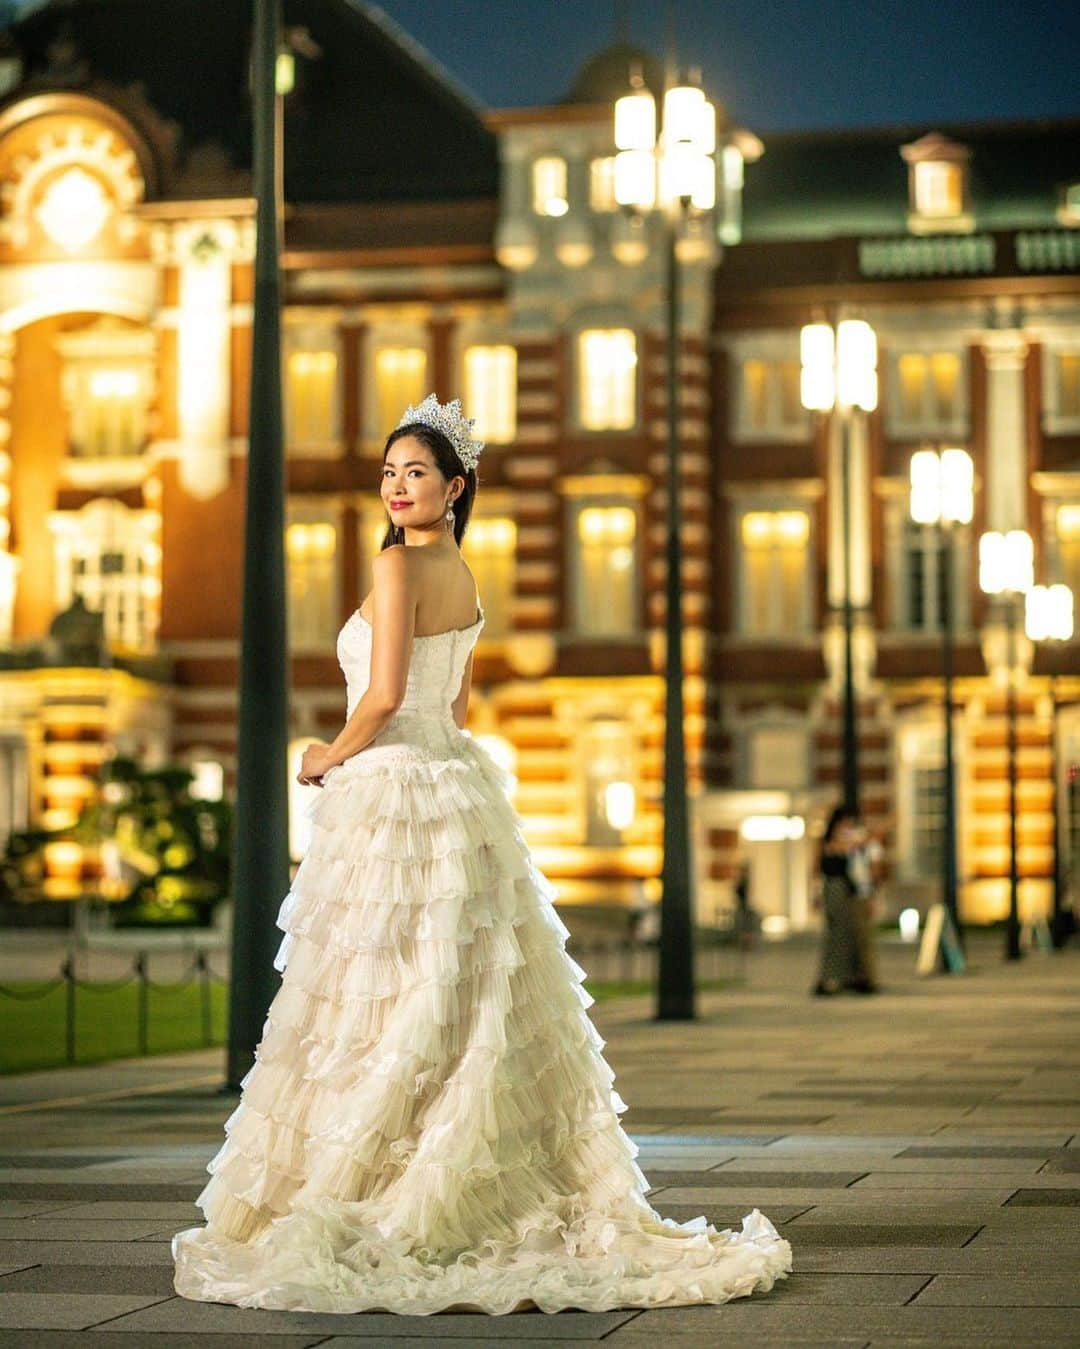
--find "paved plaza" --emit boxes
[0,932,1077,1347]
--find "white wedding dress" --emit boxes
[172,605,792,1315]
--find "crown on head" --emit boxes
[396,394,484,473]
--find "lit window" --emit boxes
[62,365,150,458]
[532,156,568,216]
[589,156,618,212]
[887,349,966,437]
[1059,354,1080,419]
[374,346,427,438]
[582,717,636,845]
[901,132,971,233]
[48,499,160,650]
[0,736,29,856]
[358,502,390,600]
[1057,504,1080,602]
[733,355,807,442]
[1044,349,1080,434]
[464,345,517,444]
[913,160,963,219]
[286,519,338,649]
[893,511,969,633]
[738,509,811,636]
[578,328,637,431]
[462,515,516,638]
[572,502,638,634]
[897,724,953,882]
[286,349,338,448]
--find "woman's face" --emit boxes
[381,436,452,531]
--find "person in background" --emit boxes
[813,805,879,996]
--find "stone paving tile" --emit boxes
[0,1263,174,1294]
[0,1201,78,1218]
[0,1241,172,1267]
[38,1202,200,1220]
[849,1171,1076,1189]
[914,1275,1080,1306]
[657,1186,1016,1209]
[602,1305,1080,1344]
[896,1146,1059,1158]
[97,1299,641,1338]
[0,1292,171,1330]
[0,1336,326,1348]
[648,1170,866,1189]
[0,1182,197,1202]
[759,1272,930,1305]
[0,1219,170,1242]
[1004,1188,1080,1206]
[792,1245,1080,1275]
[777,1224,983,1247]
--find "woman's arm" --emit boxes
[451,648,475,730]
[325,546,416,766]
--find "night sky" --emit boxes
[2,0,1076,133]
[373,0,1077,133]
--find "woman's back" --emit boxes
[358,542,479,636]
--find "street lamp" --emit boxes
[1025,582,1074,947]
[613,69,717,1021]
[800,319,878,813]
[979,529,1034,961]
[910,447,973,961]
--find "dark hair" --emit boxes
[379,422,478,550]
[822,804,857,844]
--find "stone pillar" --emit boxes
[982,331,1029,533]
[153,219,253,501]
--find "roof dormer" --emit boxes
[900,131,973,235]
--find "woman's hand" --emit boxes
[297,741,338,787]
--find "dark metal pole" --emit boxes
[1005,598,1022,961]
[1049,667,1066,947]
[939,517,962,952]
[227,0,290,1088]
[840,407,859,814]
[656,202,696,1022]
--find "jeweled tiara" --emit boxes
[396,394,484,472]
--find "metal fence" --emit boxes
[0,949,227,1067]
[1,934,744,1072]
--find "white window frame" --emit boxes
[732,497,815,639]
[364,324,430,449]
[531,155,568,217]
[462,342,518,445]
[726,333,810,445]
[285,497,342,652]
[1040,337,1080,436]
[0,734,29,854]
[48,499,160,651]
[461,491,516,640]
[884,343,969,440]
[883,493,972,634]
[574,326,639,433]
[895,719,964,885]
[283,319,343,456]
[567,493,641,638]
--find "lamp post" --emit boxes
[800,320,878,813]
[227,0,290,1088]
[1025,582,1074,948]
[613,70,717,1021]
[979,529,1034,962]
[910,447,974,956]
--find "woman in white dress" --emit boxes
[172,395,792,1316]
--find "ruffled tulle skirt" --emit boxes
[171,731,792,1315]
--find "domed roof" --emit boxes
[563,41,664,106]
